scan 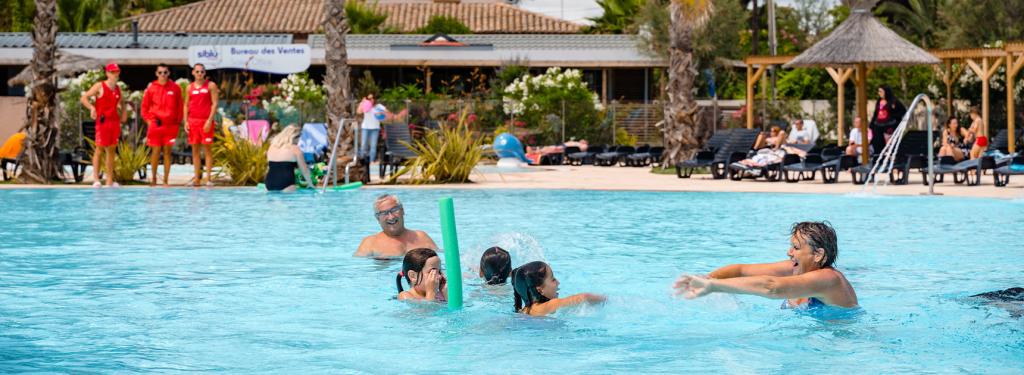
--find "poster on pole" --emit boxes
[188,45,310,74]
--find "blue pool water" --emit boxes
[1,188,1022,373]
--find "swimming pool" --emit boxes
[1,188,1021,373]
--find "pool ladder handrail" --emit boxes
[322,118,359,193]
[864,93,936,195]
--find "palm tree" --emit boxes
[20,0,61,183]
[661,0,714,166]
[323,0,354,165]
[875,0,946,49]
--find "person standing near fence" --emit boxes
[80,63,125,187]
[141,63,183,186]
[357,94,382,163]
[183,63,218,187]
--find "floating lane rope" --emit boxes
[439,197,463,310]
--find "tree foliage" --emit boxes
[2,0,203,32]
[346,0,393,34]
[586,0,644,34]
[415,15,471,35]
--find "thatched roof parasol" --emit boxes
[782,0,939,163]
[784,8,939,68]
[7,52,105,87]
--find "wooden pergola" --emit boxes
[744,42,1024,154]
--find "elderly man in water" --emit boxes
[355,194,438,258]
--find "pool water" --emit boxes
[1,189,1022,373]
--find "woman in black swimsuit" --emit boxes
[265,125,314,192]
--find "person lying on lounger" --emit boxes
[355,194,438,259]
[674,221,858,309]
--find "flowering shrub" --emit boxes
[263,73,326,125]
[501,67,605,145]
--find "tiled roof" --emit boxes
[0,32,291,49]
[125,0,581,34]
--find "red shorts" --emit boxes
[94,116,120,147]
[147,123,179,147]
[975,136,988,147]
[187,118,215,145]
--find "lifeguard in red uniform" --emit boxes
[141,64,183,186]
[79,63,125,187]
[183,63,219,187]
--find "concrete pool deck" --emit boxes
[4,163,1023,199]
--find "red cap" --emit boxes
[105,63,120,72]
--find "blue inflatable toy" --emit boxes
[493,133,531,166]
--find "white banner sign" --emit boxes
[187,44,310,74]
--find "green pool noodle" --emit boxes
[439,197,463,310]
[332,181,363,190]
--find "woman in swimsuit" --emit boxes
[938,117,970,162]
[674,221,858,309]
[264,125,314,192]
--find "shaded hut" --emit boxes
[784,0,939,162]
[7,53,104,87]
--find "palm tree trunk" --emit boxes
[20,0,62,183]
[323,0,354,163]
[662,2,710,166]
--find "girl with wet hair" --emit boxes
[511,261,606,316]
[479,247,512,285]
[396,248,447,301]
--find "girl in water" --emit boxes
[511,261,606,316]
[479,247,512,285]
[396,248,447,302]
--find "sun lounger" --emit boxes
[849,130,933,185]
[676,129,760,179]
[994,156,1024,187]
[625,145,658,167]
[922,129,1014,186]
[728,149,796,182]
[567,144,606,166]
[380,123,417,179]
[595,146,634,166]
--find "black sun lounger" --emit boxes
[676,129,760,179]
[994,156,1024,187]
[595,146,635,166]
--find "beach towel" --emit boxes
[0,132,26,159]
[244,120,270,144]
[299,123,328,162]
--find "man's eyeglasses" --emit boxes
[194,70,205,75]
[375,205,403,218]
[157,71,170,76]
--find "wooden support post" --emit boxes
[827,67,854,145]
[966,56,1005,136]
[746,64,767,129]
[856,63,869,164]
[424,66,432,94]
[601,69,608,105]
[1008,53,1024,153]
[936,59,965,117]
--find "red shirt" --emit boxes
[95,81,121,118]
[877,100,890,122]
[142,80,182,125]
[187,80,214,120]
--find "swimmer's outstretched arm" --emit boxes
[708,260,793,279]
[676,271,838,300]
[532,290,602,315]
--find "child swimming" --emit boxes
[396,248,448,302]
[511,261,605,316]
[479,246,512,285]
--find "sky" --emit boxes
[515,0,842,25]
